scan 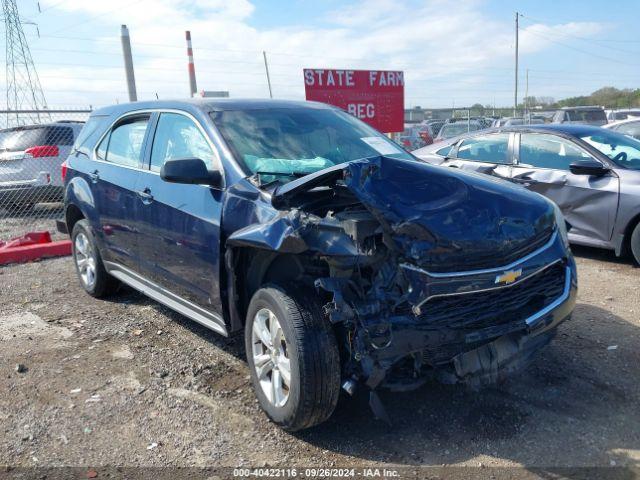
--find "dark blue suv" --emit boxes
[59,99,577,430]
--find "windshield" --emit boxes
[210,107,412,183]
[439,123,479,138]
[568,110,607,124]
[580,129,640,170]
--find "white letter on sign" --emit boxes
[348,103,375,119]
[314,69,325,86]
[304,69,314,86]
[366,103,375,118]
[326,70,335,86]
[346,70,354,86]
[369,71,377,87]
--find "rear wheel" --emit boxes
[245,285,340,431]
[71,219,119,297]
[631,222,640,266]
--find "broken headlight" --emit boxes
[553,203,570,249]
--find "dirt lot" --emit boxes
[1,244,639,476]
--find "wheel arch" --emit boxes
[224,246,315,333]
[65,203,85,236]
[621,210,640,257]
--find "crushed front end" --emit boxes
[225,155,577,398]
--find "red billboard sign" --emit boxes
[303,69,404,133]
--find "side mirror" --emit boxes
[569,159,610,176]
[160,158,222,188]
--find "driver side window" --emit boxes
[150,113,217,172]
[519,133,590,170]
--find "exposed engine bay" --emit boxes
[223,156,575,411]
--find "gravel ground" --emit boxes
[1,246,639,477]
[0,204,64,242]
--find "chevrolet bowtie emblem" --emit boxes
[495,269,522,285]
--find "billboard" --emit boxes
[303,69,404,133]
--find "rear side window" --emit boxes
[149,113,216,172]
[74,116,108,152]
[45,126,75,145]
[519,133,590,170]
[97,115,150,168]
[456,133,510,163]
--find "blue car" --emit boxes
[58,99,577,430]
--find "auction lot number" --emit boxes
[234,468,399,478]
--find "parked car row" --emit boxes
[414,124,640,265]
[407,106,640,150]
[57,98,576,431]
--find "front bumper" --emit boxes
[356,230,577,389]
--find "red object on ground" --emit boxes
[0,231,72,265]
[303,68,404,133]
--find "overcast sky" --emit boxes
[11,0,640,109]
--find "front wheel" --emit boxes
[631,222,640,266]
[245,285,341,431]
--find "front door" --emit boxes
[135,111,224,311]
[511,132,620,244]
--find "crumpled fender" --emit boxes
[223,177,362,256]
[226,210,308,253]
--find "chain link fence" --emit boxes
[0,109,91,242]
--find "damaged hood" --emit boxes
[273,156,555,271]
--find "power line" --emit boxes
[39,0,145,36]
[519,15,640,56]
[37,0,72,14]
[521,27,636,66]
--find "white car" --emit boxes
[603,118,640,141]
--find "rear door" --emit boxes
[91,113,152,270]
[511,132,620,244]
[441,132,514,181]
[135,111,224,311]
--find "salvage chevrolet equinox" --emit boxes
[58,99,577,431]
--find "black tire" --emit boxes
[631,222,640,266]
[245,284,341,431]
[71,219,119,297]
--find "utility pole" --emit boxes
[263,51,273,99]
[186,31,198,97]
[2,0,48,126]
[525,68,529,122]
[120,25,137,102]
[514,11,519,117]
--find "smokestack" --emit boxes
[120,25,137,102]
[186,31,198,97]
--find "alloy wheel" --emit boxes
[74,232,97,289]
[251,308,291,407]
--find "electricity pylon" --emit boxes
[2,0,48,126]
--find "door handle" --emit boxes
[512,176,537,186]
[137,187,154,204]
[89,170,99,183]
